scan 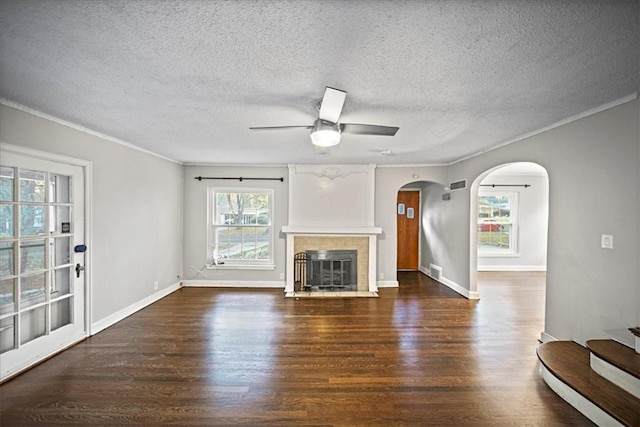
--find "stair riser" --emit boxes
[591,353,640,399]
[540,366,624,427]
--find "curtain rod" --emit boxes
[480,184,530,188]
[194,176,284,182]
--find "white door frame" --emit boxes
[0,142,93,377]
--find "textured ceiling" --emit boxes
[1,0,638,165]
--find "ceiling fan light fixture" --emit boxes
[310,119,341,147]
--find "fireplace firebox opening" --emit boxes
[302,250,357,291]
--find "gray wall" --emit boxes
[434,98,640,346]
[420,182,464,281]
[182,165,288,284]
[374,166,448,284]
[0,104,184,325]
[477,173,549,271]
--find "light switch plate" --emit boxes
[601,234,613,249]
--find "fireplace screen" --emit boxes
[305,250,357,291]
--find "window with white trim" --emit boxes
[477,192,518,255]
[208,188,273,267]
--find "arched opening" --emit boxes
[395,180,445,286]
[469,162,549,299]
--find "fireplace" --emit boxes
[289,234,372,292]
[305,250,357,291]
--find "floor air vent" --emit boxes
[430,264,442,281]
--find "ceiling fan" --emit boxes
[249,87,399,147]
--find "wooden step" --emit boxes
[537,341,640,427]
[587,339,640,399]
[587,339,640,379]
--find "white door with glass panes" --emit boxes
[0,151,86,380]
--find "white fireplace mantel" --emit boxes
[282,225,382,235]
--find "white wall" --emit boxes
[432,98,640,346]
[182,165,288,285]
[0,104,184,327]
[420,183,463,281]
[287,164,375,227]
[477,173,549,271]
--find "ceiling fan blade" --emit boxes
[340,123,399,136]
[249,125,313,131]
[318,87,347,123]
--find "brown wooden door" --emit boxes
[397,190,419,270]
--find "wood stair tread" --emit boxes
[587,339,640,379]
[537,341,640,427]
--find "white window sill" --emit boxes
[478,252,521,258]
[205,263,275,271]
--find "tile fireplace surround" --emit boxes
[282,226,382,293]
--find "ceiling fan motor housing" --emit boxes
[311,119,341,147]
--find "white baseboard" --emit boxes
[419,265,430,276]
[376,280,399,288]
[91,281,182,335]
[182,280,284,288]
[441,275,480,300]
[540,331,559,343]
[420,265,479,300]
[478,265,547,272]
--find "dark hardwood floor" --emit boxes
[0,271,593,426]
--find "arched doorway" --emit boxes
[396,180,444,277]
[469,162,549,297]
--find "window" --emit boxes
[208,189,273,268]
[477,192,518,255]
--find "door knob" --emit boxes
[75,263,85,278]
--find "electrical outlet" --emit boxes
[153,281,159,290]
[379,272,384,280]
[279,273,285,280]
[601,234,613,249]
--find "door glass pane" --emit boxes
[20,239,45,273]
[0,204,14,237]
[20,305,46,345]
[52,267,71,296]
[50,206,72,234]
[51,297,72,331]
[49,174,71,204]
[0,242,14,276]
[20,273,46,308]
[0,167,14,202]
[0,278,16,315]
[50,237,72,267]
[20,205,45,236]
[19,170,46,202]
[0,315,16,353]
